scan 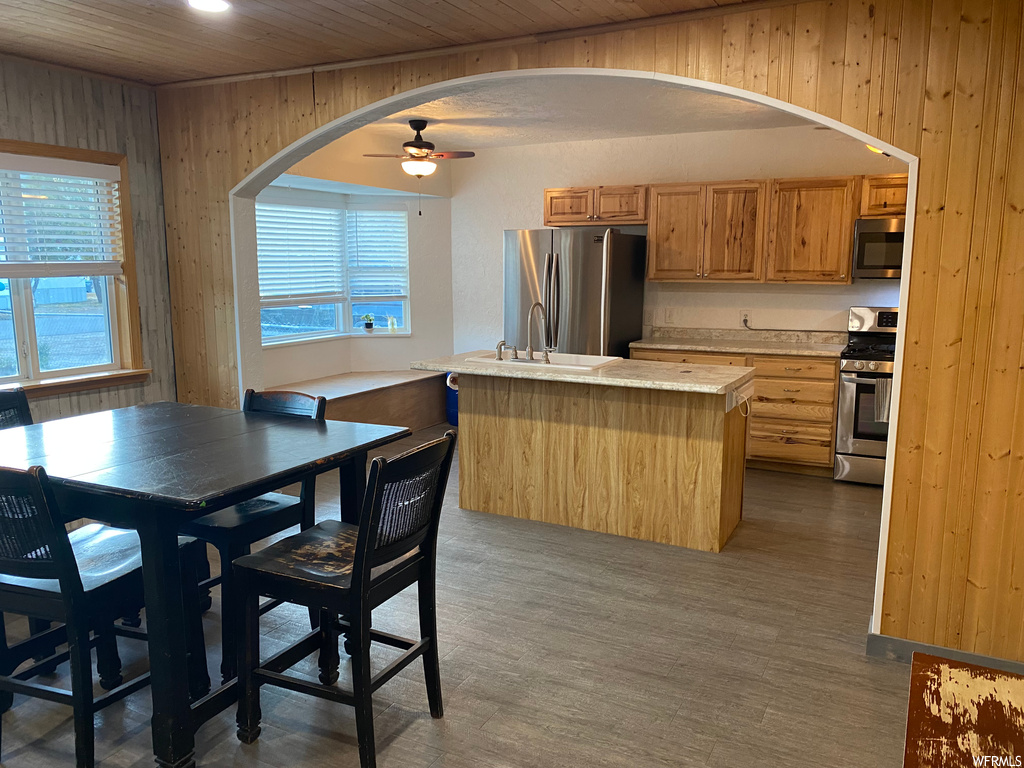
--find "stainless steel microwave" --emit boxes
[853,217,905,279]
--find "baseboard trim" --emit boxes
[866,633,1024,677]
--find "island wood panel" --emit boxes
[153,0,1024,662]
[0,58,176,423]
[457,374,744,553]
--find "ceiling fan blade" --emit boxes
[429,151,476,159]
[362,153,407,158]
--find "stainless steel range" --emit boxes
[834,306,898,485]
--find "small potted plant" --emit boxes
[360,312,374,331]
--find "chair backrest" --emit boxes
[0,388,33,429]
[352,431,457,586]
[0,466,80,593]
[242,388,327,420]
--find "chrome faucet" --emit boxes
[495,340,518,360]
[526,302,550,363]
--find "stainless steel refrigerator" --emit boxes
[503,227,646,358]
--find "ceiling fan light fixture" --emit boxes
[402,159,437,178]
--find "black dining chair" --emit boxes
[0,465,210,768]
[180,388,327,683]
[0,388,68,676]
[233,430,457,768]
[0,388,32,429]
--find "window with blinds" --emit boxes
[255,201,411,343]
[0,151,128,381]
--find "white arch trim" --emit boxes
[228,67,919,638]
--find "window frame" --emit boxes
[255,191,412,347]
[0,139,147,395]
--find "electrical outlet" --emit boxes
[741,310,751,328]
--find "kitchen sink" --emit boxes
[464,351,621,372]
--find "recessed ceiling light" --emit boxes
[866,144,886,154]
[188,0,230,12]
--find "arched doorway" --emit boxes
[228,66,919,636]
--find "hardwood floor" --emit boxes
[1,427,910,767]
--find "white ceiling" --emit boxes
[359,75,812,151]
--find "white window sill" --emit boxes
[262,331,412,349]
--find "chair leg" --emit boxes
[94,624,123,691]
[350,610,376,768]
[218,543,248,684]
[181,544,211,701]
[0,614,13,714]
[196,544,214,613]
[317,610,339,686]
[418,575,444,718]
[235,577,262,745]
[67,629,96,768]
[29,617,59,675]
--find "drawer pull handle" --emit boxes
[783,388,801,393]
[784,367,802,371]
[780,430,796,434]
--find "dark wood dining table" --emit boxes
[0,401,410,768]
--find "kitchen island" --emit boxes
[412,352,754,552]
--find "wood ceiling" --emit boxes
[0,0,760,86]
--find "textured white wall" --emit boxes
[449,125,907,351]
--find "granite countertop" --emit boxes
[630,337,847,358]
[412,351,754,396]
[630,329,847,359]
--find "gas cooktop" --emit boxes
[840,341,897,362]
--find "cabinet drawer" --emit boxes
[751,378,836,422]
[751,356,837,380]
[748,418,834,465]
[632,349,748,366]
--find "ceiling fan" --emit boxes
[363,119,475,177]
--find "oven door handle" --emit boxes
[841,374,885,386]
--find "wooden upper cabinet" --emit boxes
[767,177,858,283]
[544,187,593,225]
[544,185,647,225]
[593,185,647,223]
[646,184,705,280]
[703,182,766,281]
[861,174,909,216]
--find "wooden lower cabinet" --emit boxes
[631,348,839,469]
[747,418,834,465]
[750,379,836,422]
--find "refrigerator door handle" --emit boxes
[599,229,612,354]
[551,253,561,348]
[542,251,552,348]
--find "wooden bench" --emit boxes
[273,371,448,432]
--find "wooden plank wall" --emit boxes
[0,58,177,420]
[156,0,1024,661]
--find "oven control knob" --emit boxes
[854,361,865,370]
[867,361,878,371]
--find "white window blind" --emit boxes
[346,210,409,298]
[255,203,346,303]
[0,171,125,273]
